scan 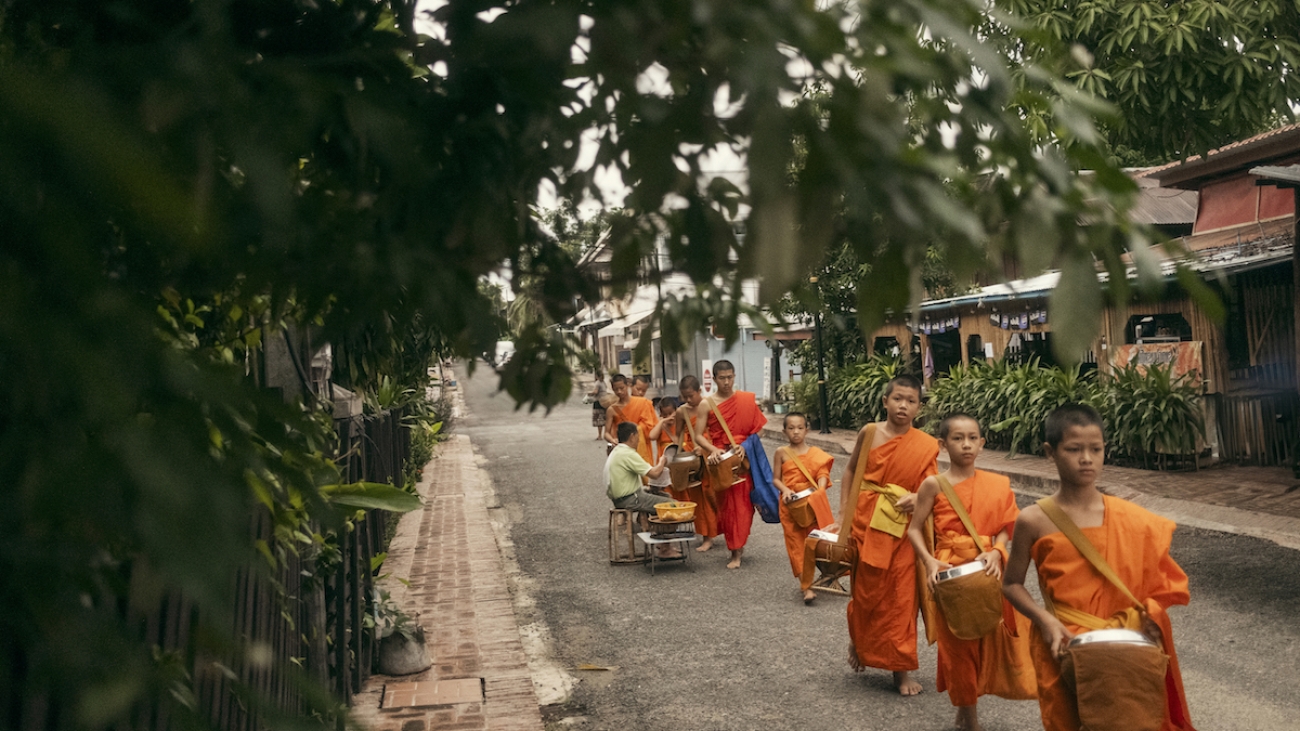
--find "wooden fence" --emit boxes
[1214,391,1300,466]
[3,408,413,731]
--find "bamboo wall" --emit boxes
[1236,266,1297,392]
[1098,295,1229,393]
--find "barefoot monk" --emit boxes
[842,373,938,696]
[691,360,764,570]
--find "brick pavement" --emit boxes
[759,415,1300,550]
[350,434,544,731]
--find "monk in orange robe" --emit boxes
[692,360,765,569]
[660,375,721,546]
[908,414,1034,731]
[604,373,657,467]
[771,412,835,602]
[1004,404,1195,731]
[842,374,938,695]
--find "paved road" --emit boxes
[458,370,1300,730]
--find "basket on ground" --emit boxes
[654,501,696,522]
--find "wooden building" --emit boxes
[875,126,1299,466]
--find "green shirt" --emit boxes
[604,444,650,500]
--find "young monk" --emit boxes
[842,373,938,695]
[604,373,657,467]
[645,396,679,495]
[771,412,836,604]
[632,374,651,398]
[692,360,764,569]
[1002,404,1195,731]
[907,413,1034,730]
[665,375,722,552]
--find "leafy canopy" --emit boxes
[1000,0,1300,162]
[0,0,1164,724]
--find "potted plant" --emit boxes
[773,383,794,414]
[370,588,432,675]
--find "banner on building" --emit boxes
[701,360,715,396]
[1111,342,1204,384]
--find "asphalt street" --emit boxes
[458,369,1300,730]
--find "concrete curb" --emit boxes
[759,423,1300,551]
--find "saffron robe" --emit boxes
[777,446,836,577]
[662,416,719,538]
[931,470,1034,706]
[1029,496,1195,731]
[847,426,938,671]
[705,391,763,551]
[612,396,657,465]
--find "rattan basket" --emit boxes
[653,501,696,522]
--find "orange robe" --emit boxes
[705,391,763,551]
[847,426,938,671]
[777,447,835,577]
[660,418,719,538]
[931,470,1033,706]
[1029,496,1195,731]
[612,396,657,465]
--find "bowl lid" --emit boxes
[936,560,987,582]
[1068,629,1156,647]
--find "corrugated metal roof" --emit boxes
[1251,164,1300,187]
[1130,176,1199,225]
[919,234,1293,312]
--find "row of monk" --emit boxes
[601,363,1196,731]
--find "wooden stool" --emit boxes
[609,509,649,564]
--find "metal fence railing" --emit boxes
[4,408,414,731]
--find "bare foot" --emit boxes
[847,643,864,673]
[955,706,981,731]
[656,548,682,559]
[893,671,922,696]
[726,549,743,569]
[802,589,816,604]
[696,537,715,552]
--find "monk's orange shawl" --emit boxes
[613,395,657,464]
[1029,496,1195,731]
[851,426,939,569]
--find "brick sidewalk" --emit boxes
[760,415,1300,549]
[350,435,544,731]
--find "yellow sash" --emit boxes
[1051,603,1145,632]
[865,481,910,538]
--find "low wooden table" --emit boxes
[636,532,697,575]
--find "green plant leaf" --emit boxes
[321,482,422,512]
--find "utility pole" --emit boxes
[811,276,831,434]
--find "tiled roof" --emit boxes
[1136,123,1300,182]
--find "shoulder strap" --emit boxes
[783,447,819,488]
[1037,497,1145,611]
[936,475,989,554]
[838,424,877,547]
[707,397,739,448]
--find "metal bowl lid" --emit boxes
[935,560,987,582]
[670,451,701,464]
[790,488,815,500]
[1067,628,1156,648]
[721,445,744,458]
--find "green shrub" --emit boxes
[924,359,1103,455]
[921,358,1202,467]
[1107,362,1203,467]
[790,354,909,429]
